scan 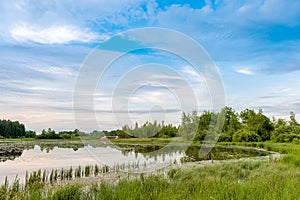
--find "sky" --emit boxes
[0,0,300,132]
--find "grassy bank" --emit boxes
[0,138,82,143]
[219,142,300,168]
[0,137,172,145]
[1,160,300,200]
[110,138,173,145]
[0,142,299,199]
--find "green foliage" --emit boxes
[282,155,300,168]
[179,111,199,140]
[240,109,274,141]
[36,128,61,139]
[271,113,300,142]
[1,107,298,144]
[185,107,299,143]
[25,130,36,138]
[233,128,261,142]
[5,160,300,200]
[50,184,82,200]
[196,111,213,140]
[116,129,131,138]
[118,121,177,139]
[36,128,83,139]
[0,119,25,138]
[158,124,178,138]
[1,142,300,199]
[58,129,79,139]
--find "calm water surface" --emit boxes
[0,142,270,184]
[0,142,183,184]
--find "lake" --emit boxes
[0,141,270,184]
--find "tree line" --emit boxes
[102,107,300,143]
[36,128,87,139]
[0,119,25,138]
[0,107,299,142]
[0,121,86,139]
[180,107,300,143]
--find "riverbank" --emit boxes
[0,141,299,199]
[2,154,299,199]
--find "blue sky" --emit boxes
[0,0,300,132]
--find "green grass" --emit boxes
[110,137,173,145]
[0,138,82,143]
[1,142,300,199]
[219,142,300,168]
[0,137,172,145]
[2,160,300,200]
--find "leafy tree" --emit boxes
[218,107,241,142]
[222,107,241,136]
[116,129,131,138]
[0,119,26,138]
[158,124,178,138]
[240,109,273,141]
[37,128,61,139]
[233,127,261,142]
[194,111,212,141]
[179,111,199,141]
[25,130,36,138]
[271,112,300,142]
[289,112,299,126]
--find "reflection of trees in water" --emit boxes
[0,141,270,164]
[1,144,28,162]
[117,144,187,160]
[38,143,85,152]
[0,143,25,162]
[0,142,86,162]
[183,145,270,162]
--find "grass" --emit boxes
[2,160,300,199]
[110,137,173,145]
[0,138,83,144]
[219,142,300,167]
[0,137,173,146]
[1,142,300,199]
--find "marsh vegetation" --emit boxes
[0,107,300,199]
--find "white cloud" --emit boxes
[181,65,203,81]
[28,65,75,76]
[10,24,102,44]
[235,68,255,75]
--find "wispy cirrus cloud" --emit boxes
[10,24,101,44]
[235,67,255,75]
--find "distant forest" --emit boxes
[1,107,300,143]
[0,119,25,138]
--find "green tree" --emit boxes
[195,111,214,141]
[240,109,273,141]
[218,107,241,142]
[271,112,300,142]
[25,130,36,138]
[179,111,198,141]
[0,119,26,138]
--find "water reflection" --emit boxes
[182,145,270,162]
[0,142,85,162]
[0,142,184,184]
[0,142,271,184]
[0,142,270,163]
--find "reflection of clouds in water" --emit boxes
[0,144,184,184]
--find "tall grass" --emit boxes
[1,142,299,199]
[2,160,300,200]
